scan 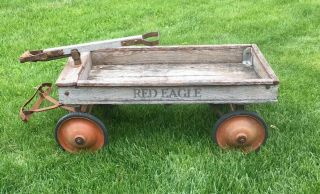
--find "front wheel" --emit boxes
[212,111,267,153]
[55,112,108,153]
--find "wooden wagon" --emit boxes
[19,32,279,153]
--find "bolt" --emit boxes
[75,136,85,145]
[237,135,247,145]
[64,91,70,96]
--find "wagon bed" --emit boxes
[56,44,279,105]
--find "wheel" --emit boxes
[212,110,267,153]
[55,112,108,153]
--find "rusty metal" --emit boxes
[121,32,159,46]
[20,83,75,122]
[19,32,159,64]
[211,104,245,118]
[215,114,266,153]
[56,116,105,153]
[70,49,81,66]
[19,50,64,63]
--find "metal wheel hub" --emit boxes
[236,133,247,145]
[74,135,86,146]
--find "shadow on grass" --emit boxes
[93,104,216,145]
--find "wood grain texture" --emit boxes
[91,45,252,65]
[78,45,277,86]
[58,45,279,87]
[56,52,90,86]
[252,44,279,84]
[77,78,274,87]
[78,53,92,80]
[252,51,269,79]
[57,44,279,105]
[86,63,260,86]
[58,85,278,105]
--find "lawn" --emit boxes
[0,0,320,193]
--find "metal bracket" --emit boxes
[242,47,253,67]
[70,49,81,66]
[20,83,75,122]
[121,32,159,46]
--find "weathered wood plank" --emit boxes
[78,53,92,80]
[91,45,252,65]
[58,85,278,104]
[88,63,259,80]
[56,52,90,86]
[252,44,279,84]
[252,51,269,79]
[77,78,274,87]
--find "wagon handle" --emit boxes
[20,83,75,122]
[19,50,65,63]
[19,32,160,63]
[121,32,159,46]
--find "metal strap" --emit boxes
[20,83,75,122]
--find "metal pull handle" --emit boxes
[19,31,160,63]
[19,50,65,63]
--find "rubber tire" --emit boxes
[55,112,108,152]
[212,110,268,152]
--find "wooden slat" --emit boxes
[91,45,251,65]
[252,51,269,79]
[56,52,90,86]
[77,78,274,87]
[78,53,92,80]
[88,63,259,79]
[252,44,279,84]
[58,85,278,105]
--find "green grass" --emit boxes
[0,0,320,193]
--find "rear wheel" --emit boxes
[55,112,108,153]
[212,111,267,153]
